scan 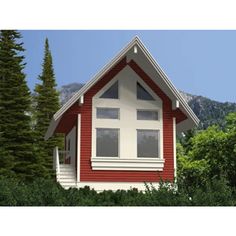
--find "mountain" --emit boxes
[59,83,236,129]
[59,83,84,105]
[179,91,236,129]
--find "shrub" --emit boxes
[0,177,235,206]
[189,178,234,206]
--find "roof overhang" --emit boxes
[45,36,199,140]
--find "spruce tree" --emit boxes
[34,38,63,178]
[0,30,37,180]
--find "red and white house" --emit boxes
[45,37,199,191]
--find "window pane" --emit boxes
[137,82,154,100]
[97,108,119,119]
[137,130,159,157]
[100,81,118,99]
[96,128,119,157]
[137,110,158,120]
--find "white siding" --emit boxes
[92,66,163,161]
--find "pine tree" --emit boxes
[34,38,63,178]
[0,30,37,180]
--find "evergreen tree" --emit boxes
[0,30,37,180]
[34,38,63,178]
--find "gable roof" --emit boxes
[45,36,199,140]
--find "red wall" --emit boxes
[56,57,187,183]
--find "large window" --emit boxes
[137,82,154,100]
[97,108,119,119]
[96,128,119,157]
[100,81,119,99]
[137,130,159,158]
[137,110,158,120]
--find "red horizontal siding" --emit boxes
[79,58,182,183]
[55,56,187,183]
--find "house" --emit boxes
[45,37,199,191]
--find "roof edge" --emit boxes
[135,38,200,125]
[53,37,140,121]
[47,36,199,140]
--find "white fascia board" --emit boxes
[44,116,61,140]
[53,37,140,121]
[50,36,199,139]
[136,39,199,126]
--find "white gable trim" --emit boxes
[136,40,199,125]
[45,36,199,140]
[53,38,137,121]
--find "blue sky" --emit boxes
[21,30,236,103]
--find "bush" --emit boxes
[189,178,234,206]
[0,176,235,206]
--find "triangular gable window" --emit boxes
[137,82,154,100]
[100,81,119,99]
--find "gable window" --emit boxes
[100,81,119,99]
[137,129,159,158]
[137,110,158,120]
[96,108,119,119]
[96,128,119,157]
[137,82,154,100]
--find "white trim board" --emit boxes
[45,36,199,140]
[173,117,177,180]
[77,114,81,182]
[74,181,160,192]
[91,157,165,171]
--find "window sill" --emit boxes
[91,157,165,171]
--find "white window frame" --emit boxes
[91,66,165,171]
[96,128,120,158]
[137,82,155,101]
[137,129,160,158]
[137,109,159,121]
[99,80,119,99]
[96,107,120,120]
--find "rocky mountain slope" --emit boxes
[59,83,236,129]
[179,91,236,129]
[59,83,84,105]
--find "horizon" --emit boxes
[21,30,236,103]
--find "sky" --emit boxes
[21,30,236,103]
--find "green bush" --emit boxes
[0,176,235,206]
[189,178,234,206]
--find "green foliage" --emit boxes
[33,38,63,178]
[177,112,236,189]
[0,30,37,181]
[177,142,209,189]
[0,177,234,206]
[190,178,234,206]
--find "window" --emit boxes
[137,82,154,100]
[137,130,159,158]
[100,81,119,99]
[96,108,119,119]
[96,128,119,157]
[67,139,70,151]
[137,110,158,120]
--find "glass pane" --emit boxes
[137,82,154,100]
[137,130,159,157]
[96,128,119,157]
[97,108,119,119]
[100,81,119,99]
[137,110,158,120]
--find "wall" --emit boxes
[79,58,176,182]
[92,66,163,160]
[65,126,76,166]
